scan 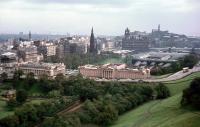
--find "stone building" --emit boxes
[18,46,43,63]
[79,63,150,79]
[18,62,65,78]
[38,43,57,57]
[122,28,150,52]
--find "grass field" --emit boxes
[165,72,200,95]
[96,58,124,65]
[152,73,172,79]
[111,72,200,127]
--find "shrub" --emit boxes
[155,83,170,99]
[181,77,200,109]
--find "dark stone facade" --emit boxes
[122,28,149,52]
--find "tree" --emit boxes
[15,104,39,127]
[26,72,36,87]
[55,73,65,83]
[55,73,65,92]
[13,70,24,81]
[181,77,200,109]
[16,89,28,104]
[155,83,170,99]
[42,115,81,127]
[0,115,19,127]
[124,55,132,65]
[7,99,18,109]
[39,73,49,82]
[48,90,61,98]
[1,72,8,82]
[180,54,198,69]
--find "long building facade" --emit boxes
[79,64,150,79]
[18,62,65,78]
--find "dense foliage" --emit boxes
[45,53,121,69]
[179,54,199,69]
[16,89,28,104]
[42,115,81,127]
[155,83,170,99]
[181,77,200,109]
[151,54,199,75]
[77,83,154,126]
[0,97,77,127]
[0,74,171,127]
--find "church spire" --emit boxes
[158,24,160,31]
[89,27,97,54]
[29,31,31,41]
[91,27,93,34]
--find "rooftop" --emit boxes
[19,62,65,70]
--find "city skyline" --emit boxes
[0,0,200,36]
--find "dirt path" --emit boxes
[57,101,83,116]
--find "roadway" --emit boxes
[96,66,200,83]
[145,66,200,82]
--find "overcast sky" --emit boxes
[0,0,199,36]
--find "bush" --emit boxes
[16,89,28,104]
[0,115,19,127]
[7,99,18,109]
[181,77,200,109]
[180,54,198,69]
[42,115,81,127]
[48,90,61,98]
[155,83,170,99]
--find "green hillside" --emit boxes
[111,72,200,127]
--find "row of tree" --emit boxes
[0,97,77,127]
[181,77,200,109]
[151,54,199,75]
[45,53,121,69]
[0,74,170,127]
[77,83,170,126]
[37,76,170,127]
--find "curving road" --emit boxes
[96,66,200,83]
[145,66,200,82]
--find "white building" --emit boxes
[19,62,65,78]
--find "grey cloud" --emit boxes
[29,0,131,5]
[0,0,139,8]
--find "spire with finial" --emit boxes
[89,27,96,53]
[91,27,93,33]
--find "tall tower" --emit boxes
[29,31,31,41]
[89,27,97,53]
[158,24,160,32]
[125,27,130,37]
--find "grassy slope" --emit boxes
[111,72,200,127]
[151,73,172,79]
